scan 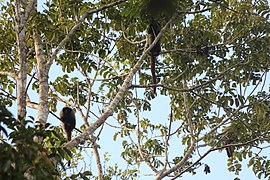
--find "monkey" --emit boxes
[224,137,235,157]
[60,107,76,166]
[147,19,161,94]
[222,126,237,158]
[60,107,76,141]
[204,164,211,174]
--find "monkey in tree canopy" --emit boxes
[60,107,76,166]
[142,0,176,93]
[222,126,238,157]
[60,107,76,141]
[147,19,161,93]
[224,136,235,157]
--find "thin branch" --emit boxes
[0,89,16,100]
[0,71,18,80]
[260,71,268,92]
[122,32,146,45]
[168,122,185,137]
[247,71,268,97]
[134,100,158,173]
[77,58,102,127]
[92,143,103,180]
[163,106,173,171]
[25,72,36,93]
[86,74,127,81]
[173,137,263,179]
[131,84,190,92]
[177,8,211,14]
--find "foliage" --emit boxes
[0,106,97,179]
[0,0,270,179]
[0,112,59,179]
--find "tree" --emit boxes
[0,0,270,179]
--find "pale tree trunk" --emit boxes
[14,0,36,119]
[14,0,49,126]
[33,31,49,126]
[14,2,38,179]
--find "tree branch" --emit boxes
[65,13,175,150]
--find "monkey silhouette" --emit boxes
[147,19,161,93]
[60,107,76,166]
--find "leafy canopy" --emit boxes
[0,0,270,179]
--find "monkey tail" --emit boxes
[150,55,156,93]
[67,132,72,141]
[67,132,72,166]
[226,146,234,157]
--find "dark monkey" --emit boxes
[222,126,237,158]
[147,19,161,93]
[60,107,76,166]
[60,107,76,141]
[225,138,235,158]
[204,164,211,174]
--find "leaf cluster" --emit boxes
[0,111,72,179]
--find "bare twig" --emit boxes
[134,100,158,173]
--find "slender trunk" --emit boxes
[14,0,27,119]
[34,31,49,126]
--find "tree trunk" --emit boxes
[14,0,27,119]
[34,31,49,126]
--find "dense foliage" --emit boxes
[0,0,270,179]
